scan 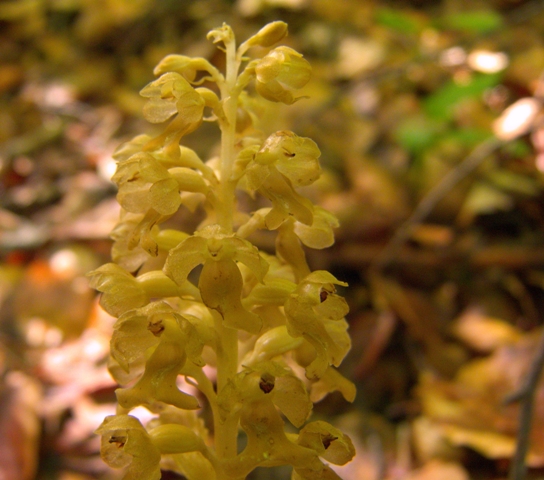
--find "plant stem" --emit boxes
[214,32,240,467]
[214,318,239,462]
[217,33,239,234]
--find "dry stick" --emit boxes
[369,132,544,479]
[371,73,544,478]
[372,137,502,271]
[508,75,544,479]
[507,329,544,480]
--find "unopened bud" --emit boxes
[149,424,204,454]
[247,21,288,48]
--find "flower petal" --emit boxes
[164,235,208,285]
[199,259,262,334]
[87,263,148,316]
[297,421,355,466]
[96,415,162,480]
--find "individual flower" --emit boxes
[218,361,313,427]
[294,207,340,249]
[115,315,200,411]
[255,46,312,104]
[110,149,209,257]
[111,213,190,273]
[164,224,269,334]
[110,301,204,376]
[284,271,350,380]
[243,131,321,229]
[87,263,149,317]
[164,224,268,284]
[113,153,180,216]
[222,366,321,479]
[95,415,161,480]
[222,362,353,479]
[139,72,205,154]
[297,421,355,466]
[254,131,321,187]
[140,72,205,125]
[113,152,208,217]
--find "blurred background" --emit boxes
[2,0,544,479]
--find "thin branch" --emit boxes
[372,137,502,271]
[506,329,544,480]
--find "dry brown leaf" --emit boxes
[404,459,469,480]
[0,372,42,480]
[417,329,544,466]
[452,307,523,353]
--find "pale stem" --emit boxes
[213,312,239,463]
[217,34,240,233]
[214,33,241,467]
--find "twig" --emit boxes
[506,329,544,480]
[372,137,502,271]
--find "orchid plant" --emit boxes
[88,22,355,480]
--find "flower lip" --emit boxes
[255,47,312,104]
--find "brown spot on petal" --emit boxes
[259,374,275,394]
[108,435,126,448]
[322,434,338,449]
[148,319,164,336]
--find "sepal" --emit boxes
[95,415,161,480]
[255,47,311,104]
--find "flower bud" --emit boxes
[245,21,288,48]
[207,23,234,46]
[243,325,303,366]
[149,424,204,454]
[169,167,208,193]
[135,270,179,298]
[153,55,198,81]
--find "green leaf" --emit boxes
[463,182,512,215]
[502,140,532,158]
[443,128,492,146]
[488,170,540,196]
[395,115,441,154]
[375,8,423,35]
[440,10,503,33]
[424,73,502,121]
